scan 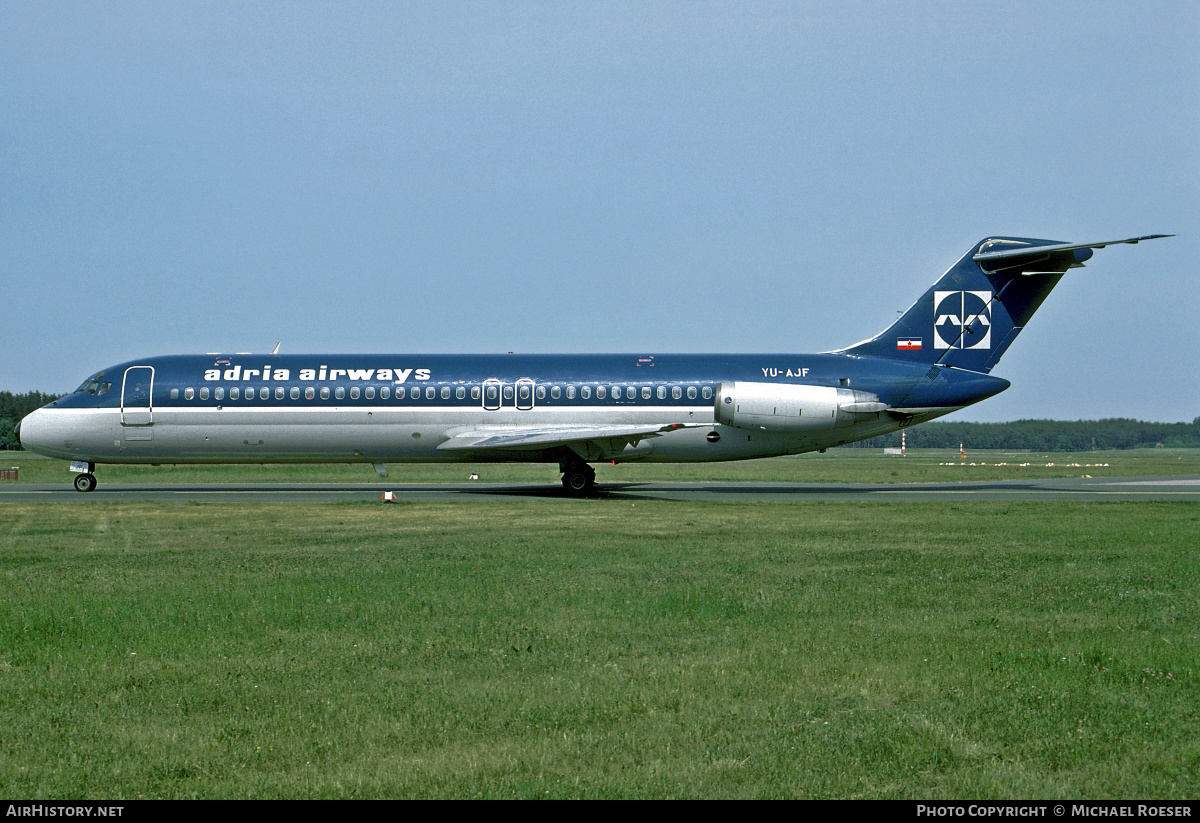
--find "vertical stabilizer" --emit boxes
[837,235,1169,373]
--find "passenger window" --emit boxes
[580,386,591,399]
[365,386,375,400]
[260,387,269,400]
[657,385,666,400]
[566,385,576,399]
[350,386,359,400]
[184,388,194,400]
[230,387,240,400]
[471,386,480,400]
[305,387,315,400]
[641,386,651,399]
[215,387,225,400]
[335,387,345,400]
[441,386,451,400]
[485,385,497,401]
[626,386,636,399]
[380,386,390,399]
[551,386,561,400]
[200,387,210,400]
[596,386,606,399]
[276,387,285,400]
[702,386,713,400]
[320,387,330,400]
[170,389,179,400]
[426,386,436,400]
[672,386,682,400]
[502,385,513,401]
[291,386,300,400]
[687,386,697,399]
[395,387,404,399]
[535,386,545,400]
[456,386,466,400]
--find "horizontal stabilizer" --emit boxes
[972,235,1173,266]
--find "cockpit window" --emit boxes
[74,371,108,394]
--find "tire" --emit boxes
[561,467,595,495]
[74,473,97,493]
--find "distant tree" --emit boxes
[845,417,1200,451]
[0,419,17,451]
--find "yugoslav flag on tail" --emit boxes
[834,235,1171,374]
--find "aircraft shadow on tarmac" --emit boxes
[454,480,1054,500]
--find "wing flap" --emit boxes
[437,422,699,452]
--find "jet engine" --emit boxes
[713,382,888,431]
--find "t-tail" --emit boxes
[837,234,1172,373]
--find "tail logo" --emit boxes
[934,290,992,350]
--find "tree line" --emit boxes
[1,389,1196,451]
[848,417,1200,451]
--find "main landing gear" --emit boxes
[560,458,596,496]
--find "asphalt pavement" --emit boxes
[2,476,1198,503]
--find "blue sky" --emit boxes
[2,1,1196,422]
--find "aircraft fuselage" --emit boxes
[18,352,1004,468]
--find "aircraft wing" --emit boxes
[437,422,699,452]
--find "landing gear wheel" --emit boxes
[561,464,596,496]
[73,473,97,493]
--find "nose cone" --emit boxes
[15,409,59,458]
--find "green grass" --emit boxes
[4,447,1199,487]
[1,501,1197,798]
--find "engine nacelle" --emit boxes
[713,382,887,432]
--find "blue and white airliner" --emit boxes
[17,234,1169,494]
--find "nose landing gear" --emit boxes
[71,462,97,492]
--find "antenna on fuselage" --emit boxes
[270,341,281,355]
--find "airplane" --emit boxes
[16,234,1170,495]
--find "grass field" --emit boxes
[1,494,1197,798]
[4,446,1200,487]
